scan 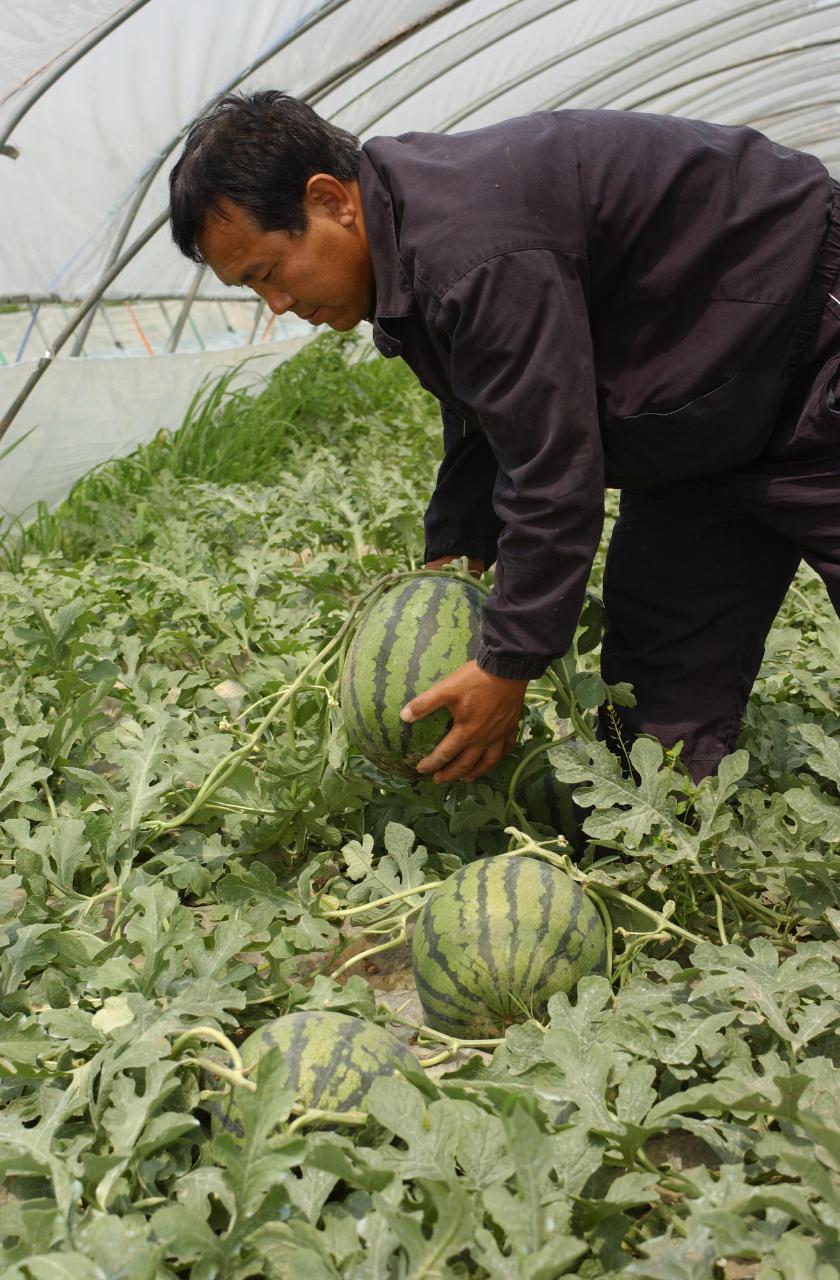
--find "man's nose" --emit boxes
[264,287,295,315]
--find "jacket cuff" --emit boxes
[476,643,549,681]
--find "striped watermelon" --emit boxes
[340,574,484,776]
[521,767,583,852]
[412,855,606,1038]
[210,1011,415,1136]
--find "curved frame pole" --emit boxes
[70,0,468,356]
[165,264,207,354]
[4,1,469,435]
[248,300,267,346]
[0,0,153,158]
[621,35,840,114]
[0,209,168,443]
[70,0,353,355]
[293,1,474,113]
[431,0,783,133]
[312,0,567,124]
[533,2,840,121]
[308,0,475,108]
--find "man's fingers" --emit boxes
[430,743,487,784]
[402,661,527,784]
[415,725,471,775]
[401,682,450,724]
[463,746,503,783]
[418,732,512,784]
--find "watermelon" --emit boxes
[521,766,583,852]
[340,574,484,776]
[209,1010,415,1136]
[412,855,606,1038]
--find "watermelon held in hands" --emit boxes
[340,574,484,777]
[209,1010,415,1136]
[411,855,607,1039]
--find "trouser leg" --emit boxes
[598,287,840,783]
[599,484,801,781]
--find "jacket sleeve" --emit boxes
[423,403,504,566]
[433,248,605,680]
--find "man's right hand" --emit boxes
[425,555,485,577]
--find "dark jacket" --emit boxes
[359,109,836,679]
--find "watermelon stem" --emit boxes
[543,661,598,744]
[171,1025,245,1070]
[224,680,332,725]
[42,777,58,820]
[384,1013,505,1055]
[502,831,577,874]
[417,1026,504,1049]
[181,1055,256,1092]
[636,1149,701,1197]
[611,933,672,986]
[287,1106,367,1134]
[587,888,615,978]
[197,801,286,817]
[329,912,413,979]
[700,873,729,945]
[143,572,402,840]
[592,886,704,946]
[320,880,444,919]
[173,1026,257,1093]
[60,881,122,915]
[718,881,795,927]
[412,1025,505,1067]
[505,739,556,822]
[504,830,706,947]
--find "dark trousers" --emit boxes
[601,255,840,782]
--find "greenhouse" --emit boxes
[1,2,840,1276]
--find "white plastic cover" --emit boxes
[1,0,838,518]
[0,337,308,518]
[2,0,839,304]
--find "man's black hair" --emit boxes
[169,90,361,262]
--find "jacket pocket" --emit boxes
[603,371,779,487]
[621,373,738,423]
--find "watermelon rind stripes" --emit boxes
[208,1010,415,1136]
[411,855,606,1038]
[521,767,583,851]
[340,575,484,776]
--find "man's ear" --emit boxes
[305,173,358,226]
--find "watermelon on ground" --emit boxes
[412,855,606,1038]
[340,574,484,776]
[209,1010,415,1136]
[520,765,584,851]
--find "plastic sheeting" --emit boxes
[2,0,839,304]
[0,336,308,518]
[1,0,838,517]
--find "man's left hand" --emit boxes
[400,660,527,783]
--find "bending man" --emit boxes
[169,92,840,784]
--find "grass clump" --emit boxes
[0,331,439,567]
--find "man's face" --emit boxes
[199,176,374,331]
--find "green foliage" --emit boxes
[0,332,838,1277]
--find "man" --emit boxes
[169,92,840,786]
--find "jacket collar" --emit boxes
[359,149,415,356]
